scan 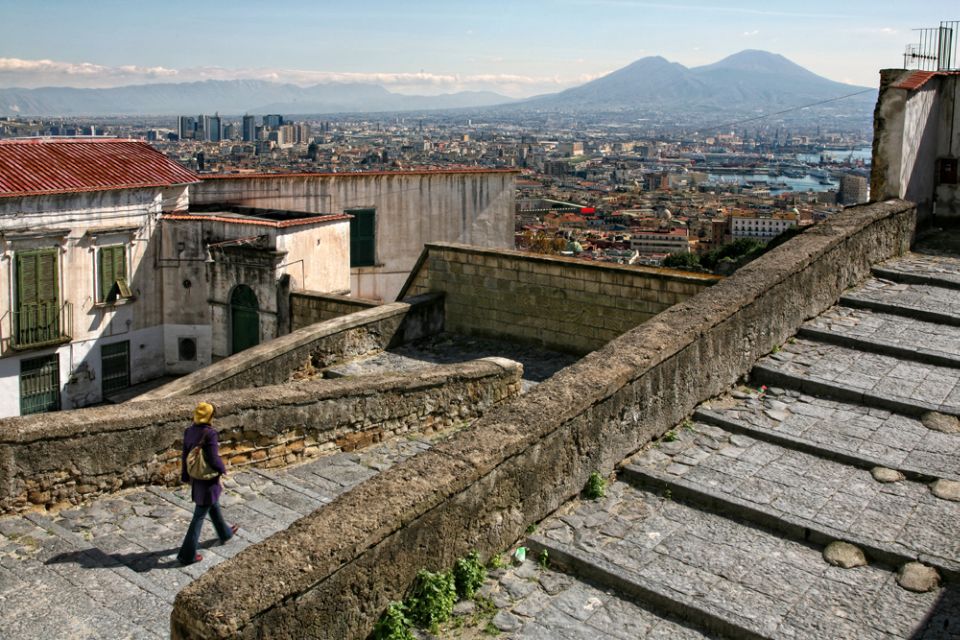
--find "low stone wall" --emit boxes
[140,293,443,400]
[399,243,721,353]
[290,290,380,330]
[0,358,520,514]
[170,200,916,640]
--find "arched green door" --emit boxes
[230,285,260,354]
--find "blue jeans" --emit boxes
[176,502,233,564]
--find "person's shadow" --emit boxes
[45,538,223,573]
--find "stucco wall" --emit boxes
[0,357,521,513]
[138,293,444,400]
[190,171,516,302]
[290,290,380,329]
[169,200,916,640]
[400,243,721,354]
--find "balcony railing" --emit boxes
[11,302,73,350]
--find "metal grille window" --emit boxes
[101,340,130,395]
[348,208,376,267]
[98,245,129,302]
[20,354,60,415]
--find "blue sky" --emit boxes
[0,1,955,96]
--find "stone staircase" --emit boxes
[515,252,960,639]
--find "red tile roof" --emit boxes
[891,70,938,90]
[0,138,199,199]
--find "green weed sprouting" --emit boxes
[371,602,414,640]
[585,471,606,500]
[453,551,486,600]
[406,569,457,631]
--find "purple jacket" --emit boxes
[181,423,227,506]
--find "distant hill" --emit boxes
[512,50,876,116]
[0,79,515,117]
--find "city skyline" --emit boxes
[0,1,955,97]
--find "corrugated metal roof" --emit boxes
[0,138,199,199]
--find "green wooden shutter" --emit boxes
[349,208,376,267]
[17,249,58,305]
[98,246,126,300]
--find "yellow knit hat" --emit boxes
[193,402,215,424]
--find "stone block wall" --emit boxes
[139,293,443,400]
[0,358,521,514]
[399,244,721,354]
[170,200,916,640]
[290,290,380,329]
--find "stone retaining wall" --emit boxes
[139,293,443,400]
[399,243,721,353]
[290,290,380,330]
[0,358,521,514]
[170,200,916,639]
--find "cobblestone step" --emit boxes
[873,252,960,290]
[798,306,960,368]
[624,423,960,579]
[753,338,960,418]
[527,482,947,639]
[840,278,960,327]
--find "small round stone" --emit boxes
[823,541,867,568]
[930,479,960,501]
[871,467,905,483]
[897,562,941,593]
[492,610,522,632]
[921,412,960,434]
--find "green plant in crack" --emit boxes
[538,549,550,569]
[663,429,678,442]
[585,471,606,500]
[371,602,414,640]
[406,569,457,631]
[453,551,486,600]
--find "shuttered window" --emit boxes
[348,208,376,267]
[17,249,58,308]
[98,245,127,302]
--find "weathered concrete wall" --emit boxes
[191,170,516,302]
[0,357,521,513]
[290,290,380,330]
[138,293,444,400]
[872,69,959,220]
[400,243,721,354]
[170,200,916,640]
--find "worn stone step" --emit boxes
[798,306,960,369]
[624,423,960,579]
[528,482,945,639]
[872,253,960,290]
[695,390,960,483]
[753,338,960,418]
[840,278,960,327]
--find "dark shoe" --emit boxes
[178,554,202,565]
[230,523,239,536]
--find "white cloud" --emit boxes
[0,57,600,97]
[743,30,760,37]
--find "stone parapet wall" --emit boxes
[140,293,443,399]
[399,244,721,354]
[0,358,521,514]
[170,200,916,640]
[290,290,380,330]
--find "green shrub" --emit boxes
[406,569,457,630]
[371,602,414,640]
[453,551,486,600]
[663,429,678,442]
[585,472,606,500]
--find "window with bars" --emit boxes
[348,208,376,267]
[98,245,131,303]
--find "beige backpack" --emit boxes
[186,430,219,481]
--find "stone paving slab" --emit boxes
[698,388,960,481]
[0,434,432,640]
[803,306,960,365]
[755,338,960,415]
[530,482,945,640]
[841,278,960,323]
[627,422,960,573]
[874,252,960,288]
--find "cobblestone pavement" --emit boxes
[805,306,960,361]
[874,252,960,286]
[0,437,432,639]
[701,387,960,480]
[843,278,960,319]
[757,338,960,413]
[628,421,960,571]
[325,332,579,392]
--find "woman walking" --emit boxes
[176,402,238,565]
